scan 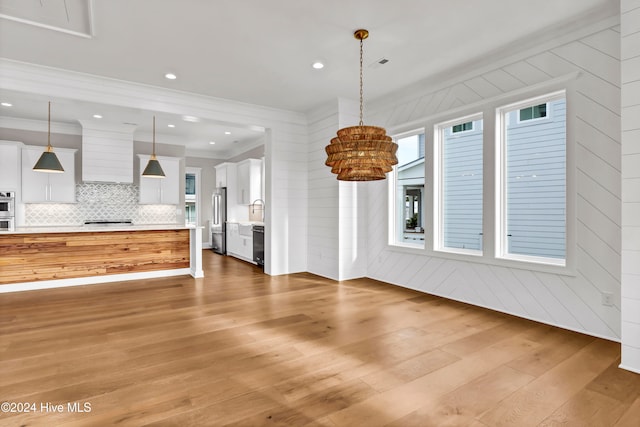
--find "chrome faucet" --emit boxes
[251,199,265,221]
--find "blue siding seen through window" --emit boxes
[442,119,483,251]
[505,99,566,259]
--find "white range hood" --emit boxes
[79,120,136,183]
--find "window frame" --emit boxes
[517,103,550,123]
[495,90,568,267]
[387,128,427,249]
[434,113,484,257]
[452,121,474,134]
[385,76,576,276]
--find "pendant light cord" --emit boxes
[359,37,364,126]
[152,115,156,156]
[47,101,51,150]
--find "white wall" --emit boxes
[306,98,369,281]
[307,101,340,280]
[265,125,309,276]
[621,0,640,373]
[362,17,622,340]
[337,99,369,280]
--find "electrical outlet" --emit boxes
[601,292,613,307]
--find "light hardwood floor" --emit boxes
[1,250,638,426]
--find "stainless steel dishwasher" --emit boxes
[253,225,264,268]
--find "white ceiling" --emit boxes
[0,0,616,157]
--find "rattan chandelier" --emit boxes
[325,29,398,181]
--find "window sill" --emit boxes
[385,243,575,277]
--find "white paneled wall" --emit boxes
[307,102,340,279]
[266,125,309,276]
[307,98,369,280]
[337,99,369,280]
[364,19,622,340]
[621,0,640,373]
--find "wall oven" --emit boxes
[0,191,15,231]
[0,191,15,218]
[0,217,14,232]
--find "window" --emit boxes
[390,131,425,248]
[185,173,196,197]
[519,103,547,121]
[452,121,473,133]
[386,88,570,272]
[497,93,566,264]
[435,115,483,254]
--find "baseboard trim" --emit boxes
[0,268,192,293]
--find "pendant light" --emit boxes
[325,29,398,181]
[142,116,165,178]
[33,101,64,173]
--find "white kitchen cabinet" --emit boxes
[236,158,262,205]
[214,162,232,188]
[22,146,77,203]
[226,222,254,263]
[226,222,239,255]
[138,155,180,204]
[0,141,22,190]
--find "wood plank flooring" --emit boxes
[0,250,638,426]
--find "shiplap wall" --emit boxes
[307,102,341,279]
[265,124,309,276]
[621,0,640,373]
[364,19,622,340]
[338,99,369,280]
[307,98,368,280]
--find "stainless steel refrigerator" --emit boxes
[211,187,227,254]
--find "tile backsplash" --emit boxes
[24,183,177,226]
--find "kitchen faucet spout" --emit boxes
[251,199,265,221]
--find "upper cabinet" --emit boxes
[22,146,77,203]
[236,158,262,205]
[214,162,235,188]
[138,155,180,204]
[0,141,22,191]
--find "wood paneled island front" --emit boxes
[0,225,203,292]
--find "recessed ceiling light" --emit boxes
[312,61,324,70]
[209,141,216,145]
[182,115,200,122]
[224,131,231,135]
[1,102,12,107]
[93,114,102,119]
[167,124,175,128]
[165,73,177,80]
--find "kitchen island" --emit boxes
[0,225,203,292]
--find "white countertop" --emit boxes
[3,224,200,234]
[226,221,264,226]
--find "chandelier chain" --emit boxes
[359,37,364,126]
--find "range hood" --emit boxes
[79,121,136,183]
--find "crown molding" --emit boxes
[0,116,81,135]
